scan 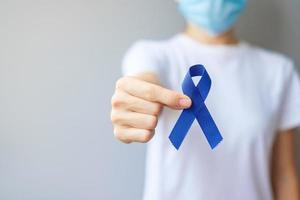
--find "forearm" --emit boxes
[273,172,300,200]
[271,130,299,200]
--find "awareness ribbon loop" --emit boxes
[169,64,223,150]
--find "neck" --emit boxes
[184,23,239,45]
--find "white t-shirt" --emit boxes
[122,34,300,200]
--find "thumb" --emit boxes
[119,76,192,110]
[152,85,192,110]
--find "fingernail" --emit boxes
[179,98,191,107]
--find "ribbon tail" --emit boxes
[169,109,195,150]
[195,105,223,149]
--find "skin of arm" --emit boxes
[272,129,300,200]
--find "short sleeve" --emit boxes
[277,62,300,131]
[121,40,164,77]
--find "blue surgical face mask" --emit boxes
[178,0,247,36]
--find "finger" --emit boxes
[114,125,155,143]
[111,110,158,130]
[117,77,191,109]
[112,90,162,115]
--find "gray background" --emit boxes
[0,0,299,199]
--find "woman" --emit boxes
[110,0,300,199]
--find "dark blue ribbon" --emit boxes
[169,64,223,150]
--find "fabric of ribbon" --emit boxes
[169,64,223,150]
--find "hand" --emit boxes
[111,73,192,143]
